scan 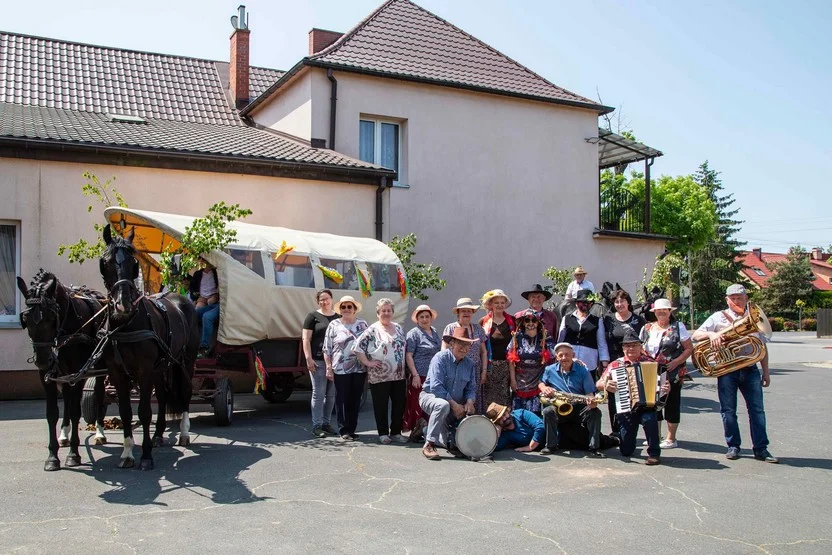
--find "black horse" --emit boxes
[99,226,199,470]
[16,271,108,471]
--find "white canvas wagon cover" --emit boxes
[104,208,408,345]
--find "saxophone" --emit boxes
[539,390,608,416]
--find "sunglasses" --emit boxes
[521,318,538,325]
[340,305,355,310]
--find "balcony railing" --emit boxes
[599,186,646,233]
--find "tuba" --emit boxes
[692,303,772,378]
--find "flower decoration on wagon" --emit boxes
[356,265,373,298]
[317,264,344,284]
[397,267,410,299]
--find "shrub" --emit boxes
[783,320,799,331]
[768,316,785,332]
[802,318,817,331]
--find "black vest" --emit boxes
[563,314,599,350]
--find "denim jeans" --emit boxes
[196,303,219,349]
[310,360,336,427]
[618,409,660,457]
[717,366,769,453]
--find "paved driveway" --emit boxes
[1,333,830,554]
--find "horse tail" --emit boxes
[166,295,197,420]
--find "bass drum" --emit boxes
[454,415,498,460]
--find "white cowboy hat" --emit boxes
[650,298,677,312]
[410,304,438,324]
[452,297,481,314]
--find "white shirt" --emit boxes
[199,270,218,298]
[642,322,690,357]
[564,279,595,299]
[697,308,768,357]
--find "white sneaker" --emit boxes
[642,440,649,446]
[390,434,408,444]
[660,439,678,449]
[378,435,392,444]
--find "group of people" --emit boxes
[300,268,779,466]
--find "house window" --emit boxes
[359,118,400,176]
[0,221,21,325]
[752,268,766,277]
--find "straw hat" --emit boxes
[573,266,588,276]
[452,297,481,314]
[481,289,512,309]
[442,326,477,344]
[650,298,677,312]
[486,402,510,424]
[334,295,362,314]
[410,304,438,324]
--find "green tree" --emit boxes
[649,174,718,253]
[387,233,446,301]
[57,172,127,264]
[542,266,572,297]
[756,246,815,314]
[689,161,746,313]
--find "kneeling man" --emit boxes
[487,402,544,452]
[419,327,477,460]
[539,342,605,457]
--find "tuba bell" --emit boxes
[692,303,772,378]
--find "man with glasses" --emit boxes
[419,327,478,460]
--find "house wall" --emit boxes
[0,157,377,394]
[811,262,832,288]
[288,69,663,317]
[254,70,314,140]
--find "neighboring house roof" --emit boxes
[738,250,832,292]
[0,32,392,180]
[243,0,611,116]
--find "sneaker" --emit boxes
[422,443,440,460]
[390,434,408,444]
[340,434,352,441]
[321,424,337,435]
[660,439,678,449]
[446,445,466,459]
[350,433,360,440]
[753,450,779,463]
[586,449,606,459]
[540,447,558,455]
[726,447,741,460]
[646,456,661,466]
[378,435,392,444]
[311,426,326,438]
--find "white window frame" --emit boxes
[0,220,21,327]
[359,117,403,185]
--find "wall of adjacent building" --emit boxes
[0,157,377,395]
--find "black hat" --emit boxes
[521,284,553,301]
[621,329,642,344]
[574,289,593,302]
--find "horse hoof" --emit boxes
[139,458,154,471]
[118,457,135,469]
[152,436,165,448]
[65,454,82,467]
[44,459,60,472]
[177,436,190,447]
[94,436,107,446]
[59,439,70,448]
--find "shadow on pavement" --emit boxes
[776,457,832,470]
[681,396,721,414]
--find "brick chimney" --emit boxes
[309,28,343,55]
[811,247,823,260]
[230,5,250,109]
[752,248,762,260]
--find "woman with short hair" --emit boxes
[603,289,647,432]
[354,298,408,444]
[404,304,441,440]
[302,289,341,438]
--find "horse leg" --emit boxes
[58,392,71,448]
[138,380,155,471]
[178,410,191,447]
[64,384,82,467]
[43,380,61,471]
[93,376,107,445]
[114,378,135,469]
[152,381,167,448]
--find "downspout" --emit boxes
[376,176,387,241]
[327,69,337,150]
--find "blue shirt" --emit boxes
[423,349,476,404]
[541,360,596,396]
[405,326,441,377]
[496,409,545,450]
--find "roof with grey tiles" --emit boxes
[247,0,608,114]
[0,32,388,174]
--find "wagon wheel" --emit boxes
[81,377,105,426]
[213,377,233,427]
[259,373,294,403]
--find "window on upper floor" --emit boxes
[359,117,404,184]
[752,268,766,277]
[0,221,21,326]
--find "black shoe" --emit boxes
[540,447,558,455]
[321,424,337,435]
[726,447,740,460]
[350,433,360,440]
[446,446,466,459]
[753,450,779,463]
[197,347,210,359]
[311,426,326,438]
[586,449,606,459]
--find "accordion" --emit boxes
[609,362,664,414]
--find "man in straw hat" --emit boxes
[419,327,478,460]
[515,284,559,338]
[598,330,669,466]
[564,266,595,300]
[692,284,778,463]
[486,402,545,452]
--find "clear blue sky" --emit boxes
[4,0,830,252]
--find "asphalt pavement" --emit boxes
[1,332,830,554]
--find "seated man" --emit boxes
[597,331,670,466]
[487,402,544,452]
[419,327,477,460]
[539,342,605,458]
